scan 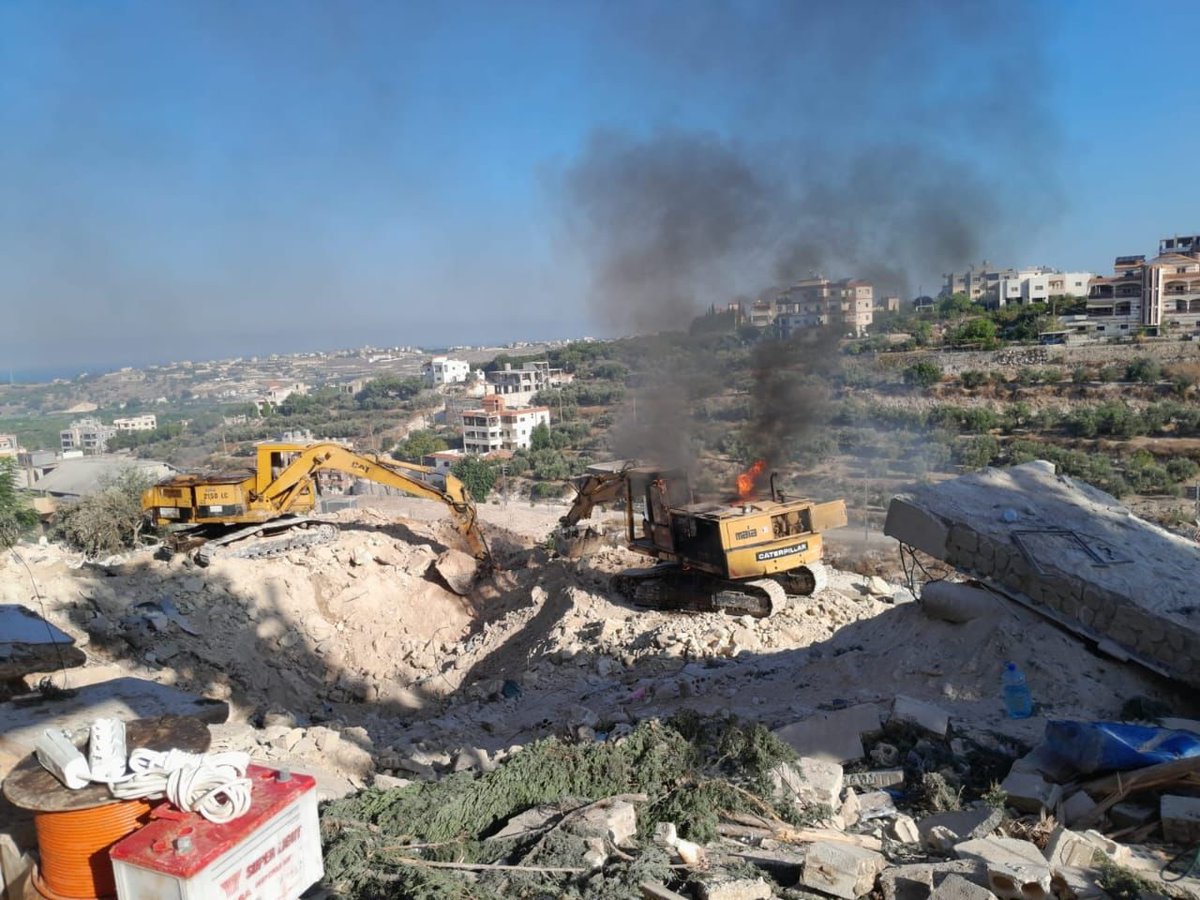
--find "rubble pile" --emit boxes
[2,484,1199,897]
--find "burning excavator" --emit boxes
[559,462,846,617]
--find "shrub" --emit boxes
[956,435,999,469]
[903,361,942,388]
[451,456,498,502]
[1071,366,1089,384]
[960,370,989,389]
[1125,357,1162,384]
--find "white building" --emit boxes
[461,395,551,454]
[996,270,1091,307]
[424,356,472,386]
[485,361,570,407]
[113,414,157,431]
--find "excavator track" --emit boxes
[187,518,339,566]
[611,567,787,618]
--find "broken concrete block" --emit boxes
[1044,827,1103,869]
[857,790,898,821]
[890,815,920,844]
[770,757,844,811]
[1079,830,1127,865]
[930,873,995,900]
[954,836,1053,900]
[772,703,882,763]
[891,695,951,736]
[1050,866,1106,900]
[1161,794,1200,845]
[883,498,949,558]
[1059,791,1097,828]
[918,807,1002,849]
[371,773,412,791]
[800,841,886,899]
[698,876,774,900]
[567,798,638,846]
[1000,771,1061,815]
[879,861,989,900]
[845,768,905,789]
[920,581,997,624]
[841,788,861,827]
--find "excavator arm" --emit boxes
[559,470,630,527]
[255,443,491,564]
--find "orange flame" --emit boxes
[736,460,766,498]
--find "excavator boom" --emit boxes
[142,442,491,571]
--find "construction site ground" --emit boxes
[2,495,1199,896]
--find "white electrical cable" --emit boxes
[109,748,253,824]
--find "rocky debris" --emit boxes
[999,771,1061,815]
[697,876,774,900]
[918,807,1003,850]
[929,872,996,900]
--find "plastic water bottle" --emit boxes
[1001,662,1034,719]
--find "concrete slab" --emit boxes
[0,604,86,680]
[772,703,883,763]
[0,676,228,779]
[884,462,1200,687]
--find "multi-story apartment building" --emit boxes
[1088,236,1200,335]
[60,418,117,454]
[113,414,157,431]
[1087,255,1146,336]
[461,395,551,454]
[0,434,19,459]
[775,278,874,335]
[485,361,569,407]
[997,270,1091,307]
[423,356,472,386]
[944,263,1091,307]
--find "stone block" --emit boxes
[890,815,920,844]
[1000,771,1061,815]
[891,695,951,736]
[884,498,949,558]
[699,877,774,900]
[954,836,1052,900]
[930,873,994,900]
[770,757,844,812]
[1049,866,1106,900]
[1162,794,1200,845]
[845,769,905,789]
[1109,800,1156,829]
[800,841,886,899]
[773,703,883,763]
[920,581,996,624]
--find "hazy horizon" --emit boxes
[4,1,1199,371]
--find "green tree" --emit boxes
[392,429,449,462]
[451,456,497,502]
[937,293,975,318]
[951,318,999,348]
[0,458,38,548]
[54,468,156,556]
[355,376,425,409]
[1125,357,1162,384]
[529,422,552,451]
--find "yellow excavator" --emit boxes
[560,464,846,617]
[142,442,490,572]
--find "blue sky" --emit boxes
[2,1,1198,373]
